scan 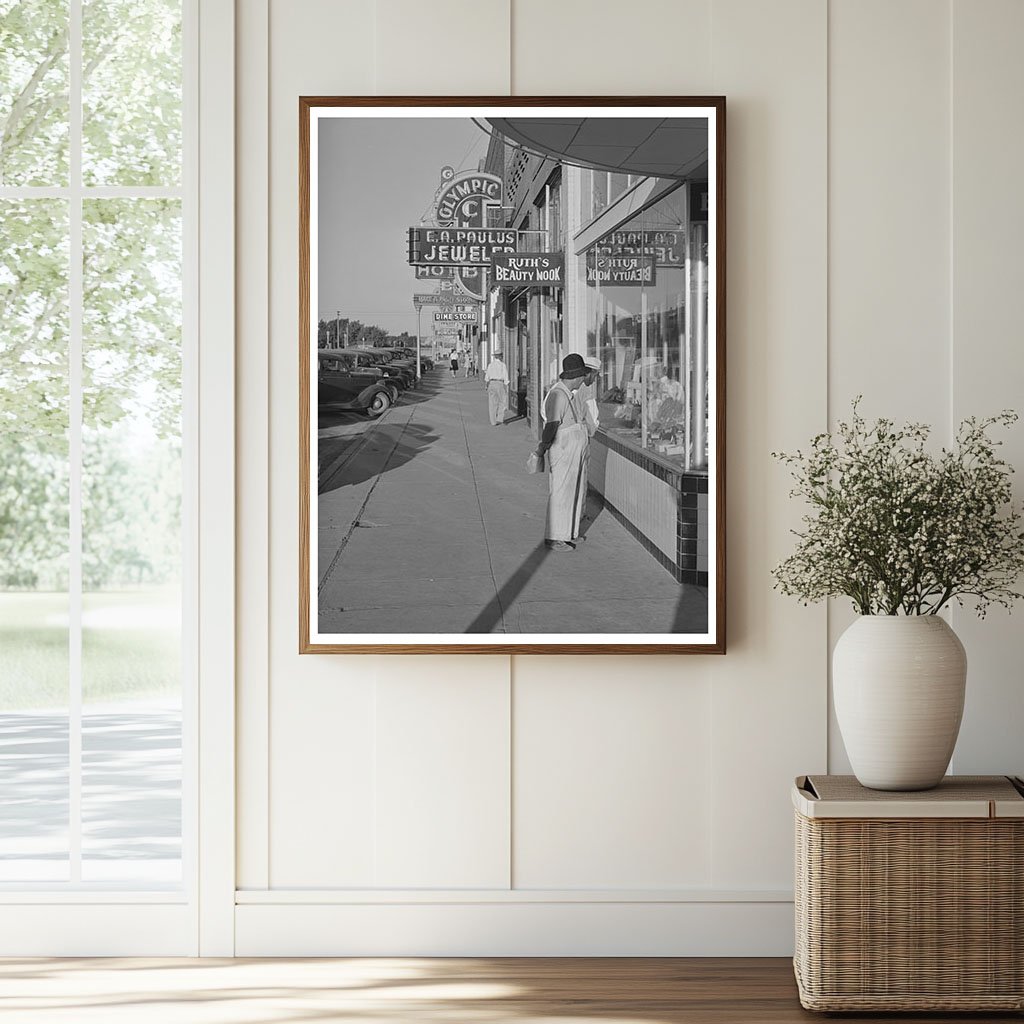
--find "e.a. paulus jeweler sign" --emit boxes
[406,227,517,266]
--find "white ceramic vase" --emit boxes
[833,615,967,791]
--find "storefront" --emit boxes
[573,174,710,585]
[483,119,711,586]
[482,141,567,432]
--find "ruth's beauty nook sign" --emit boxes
[491,252,564,286]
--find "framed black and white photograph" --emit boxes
[300,97,726,653]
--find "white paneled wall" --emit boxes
[948,0,1024,776]
[513,658,713,889]
[705,0,828,891]
[826,0,954,772]
[373,661,511,889]
[234,0,1024,954]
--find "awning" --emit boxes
[482,117,708,180]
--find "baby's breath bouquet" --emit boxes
[773,401,1024,617]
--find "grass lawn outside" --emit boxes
[0,589,181,711]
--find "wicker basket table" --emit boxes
[793,774,1024,1012]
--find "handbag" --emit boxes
[526,450,545,474]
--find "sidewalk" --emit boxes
[317,372,707,634]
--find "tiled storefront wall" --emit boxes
[590,431,708,586]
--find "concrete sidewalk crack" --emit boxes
[455,380,506,633]
[317,406,417,593]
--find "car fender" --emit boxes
[358,381,391,406]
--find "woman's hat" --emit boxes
[559,353,588,380]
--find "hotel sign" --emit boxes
[491,252,564,286]
[415,265,453,280]
[585,253,656,286]
[407,227,517,266]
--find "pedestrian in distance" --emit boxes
[535,353,590,551]
[484,350,510,426]
[450,353,459,377]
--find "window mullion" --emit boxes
[68,0,83,886]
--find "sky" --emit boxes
[318,117,489,337]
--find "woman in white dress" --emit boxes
[534,353,590,551]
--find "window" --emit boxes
[577,168,636,224]
[0,0,191,888]
[579,182,709,472]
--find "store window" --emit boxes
[577,168,637,224]
[579,181,709,472]
[0,0,190,888]
[543,170,562,253]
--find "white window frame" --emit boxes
[0,0,235,956]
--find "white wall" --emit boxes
[233,0,1024,955]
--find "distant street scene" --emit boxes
[315,112,713,637]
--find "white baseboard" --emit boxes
[235,899,795,957]
[0,904,196,956]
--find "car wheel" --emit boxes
[366,391,391,418]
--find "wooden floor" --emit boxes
[0,957,1019,1023]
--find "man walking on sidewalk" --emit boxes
[484,350,510,426]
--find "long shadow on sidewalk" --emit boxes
[467,543,551,633]
[319,421,440,495]
[317,372,453,495]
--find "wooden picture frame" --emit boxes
[300,96,726,654]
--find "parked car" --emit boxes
[317,350,393,416]
[331,351,400,402]
[396,346,433,372]
[372,346,425,381]
[350,347,417,389]
[335,349,406,396]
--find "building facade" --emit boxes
[482,123,711,586]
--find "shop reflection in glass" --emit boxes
[581,182,709,473]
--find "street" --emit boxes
[317,369,707,635]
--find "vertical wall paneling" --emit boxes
[266,0,377,888]
[949,0,1024,777]
[374,0,511,95]
[374,659,512,888]
[707,0,829,889]
[197,0,236,955]
[827,0,952,773]
[370,0,513,893]
[511,0,712,95]
[510,0,721,898]
[231,0,1024,954]
[270,668,379,886]
[828,0,951,424]
[513,659,713,889]
[236,0,270,892]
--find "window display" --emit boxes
[579,183,708,472]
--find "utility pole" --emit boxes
[416,307,422,381]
